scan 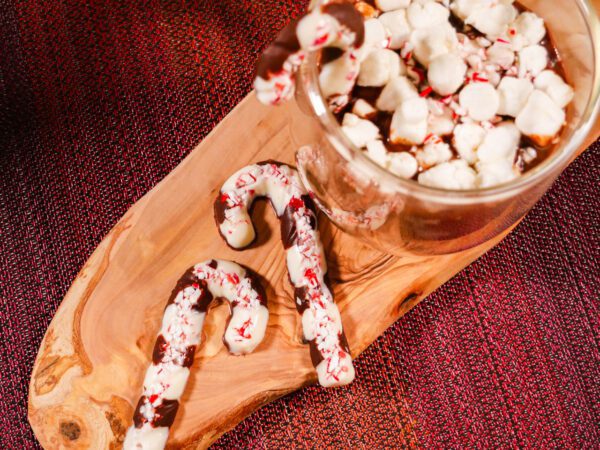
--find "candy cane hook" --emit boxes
[124,260,268,450]
[215,161,355,387]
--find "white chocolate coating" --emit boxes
[217,162,355,387]
[124,260,268,450]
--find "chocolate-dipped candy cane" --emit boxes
[123,260,268,450]
[254,1,364,106]
[214,162,355,387]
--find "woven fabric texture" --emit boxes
[1,1,598,448]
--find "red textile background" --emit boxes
[1,1,598,448]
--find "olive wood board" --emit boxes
[28,92,598,449]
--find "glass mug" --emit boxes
[290,0,600,256]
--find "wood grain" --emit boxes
[28,92,597,449]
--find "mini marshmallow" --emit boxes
[453,122,486,163]
[358,48,403,87]
[476,159,519,187]
[497,76,534,117]
[376,76,419,112]
[459,82,500,121]
[416,138,453,169]
[418,159,478,190]
[342,113,381,148]
[389,151,419,178]
[366,139,389,167]
[518,45,548,78]
[352,99,377,118]
[467,3,517,38]
[507,12,546,51]
[319,52,359,100]
[487,41,515,69]
[375,0,411,11]
[428,53,467,95]
[390,96,429,145]
[378,10,412,49]
[477,121,520,163]
[410,23,458,67]
[407,0,450,29]
[451,0,483,20]
[364,18,390,50]
[534,70,574,108]
[427,99,456,136]
[515,90,565,146]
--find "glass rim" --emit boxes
[298,0,600,204]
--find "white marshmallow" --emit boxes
[358,48,403,87]
[427,99,455,136]
[476,159,519,187]
[515,90,565,146]
[428,53,467,95]
[497,76,534,117]
[467,3,517,38]
[390,97,429,145]
[453,122,486,163]
[366,139,389,167]
[376,76,418,112]
[416,139,453,169]
[459,82,500,121]
[341,113,381,148]
[410,23,458,67]
[388,151,419,179]
[378,10,412,49]
[518,45,548,78]
[487,41,515,69]
[319,52,359,100]
[534,70,574,108]
[352,99,377,118]
[407,0,450,29]
[477,121,520,163]
[375,0,411,11]
[451,0,483,20]
[354,19,390,62]
[507,12,546,51]
[418,159,477,189]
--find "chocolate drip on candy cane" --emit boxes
[124,260,269,450]
[215,162,355,387]
[254,1,364,105]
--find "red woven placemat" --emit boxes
[1,1,598,448]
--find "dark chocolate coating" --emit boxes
[133,397,180,428]
[322,2,365,47]
[256,21,300,78]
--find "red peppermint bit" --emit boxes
[289,196,305,211]
[508,28,516,36]
[236,318,253,339]
[220,193,229,204]
[304,268,318,285]
[148,394,159,404]
[424,133,434,143]
[472,72,488,82]
[497,38,509,44]
[440,95,452,104]
[420,86,433,97]
[226,273,240,284]
[404,51,412,61]
[192,282,199,289]
[313,33,329,46]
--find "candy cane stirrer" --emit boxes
[254,1,364,105]
[123,260,268,450]
[215,162,355,387]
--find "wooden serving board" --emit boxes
[28,92,598,449]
